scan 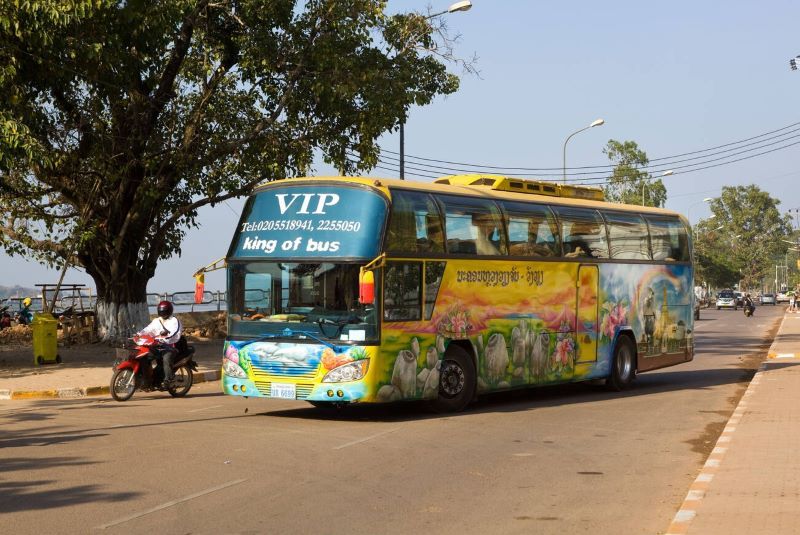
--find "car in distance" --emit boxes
[776,292,790,303]
[760,293,776,305]
[734,291,744,307]
[716,290,738,310]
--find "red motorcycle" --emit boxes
[110,333,197,401]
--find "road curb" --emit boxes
[0,370,221,401]
[665,312,787,535]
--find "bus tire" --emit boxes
[608,335,636,391]
[429,346,476,413]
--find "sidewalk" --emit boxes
[667,310,800,535]
[0,338,223,400]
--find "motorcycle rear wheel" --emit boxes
[168,367,193,397]
[111,368,137,401]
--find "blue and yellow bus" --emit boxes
[221,175,694,411]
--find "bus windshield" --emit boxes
[227,261,378,342]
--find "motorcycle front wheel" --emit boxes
[111,368,137,401]
[168,366,193,398]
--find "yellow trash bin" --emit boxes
[32,312,61,365]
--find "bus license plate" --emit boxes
[271,383,296,399]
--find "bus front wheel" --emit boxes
[608,336,636,391]
[430,346,476,413]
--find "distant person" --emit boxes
[791,292,798,313]
[137,301,182,387]
[743,293,755,315]
[17,297,33,325]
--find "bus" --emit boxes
[221,174,694,411]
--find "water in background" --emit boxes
[2,290,227,315]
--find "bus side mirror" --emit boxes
[359,270,375,305]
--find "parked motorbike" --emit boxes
[0,304,11,330]
[110,333,197,401]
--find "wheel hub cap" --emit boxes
[441,361,465,396]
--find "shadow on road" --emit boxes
[260,365,755,423]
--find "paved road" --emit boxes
[0,305,783,534]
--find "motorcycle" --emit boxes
[110,333,197,401]
[743,302,755,317]
[0,304,11,330]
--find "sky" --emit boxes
[3,0,800,294]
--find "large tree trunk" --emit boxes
[83,247,155,342]
[95,300,150,341]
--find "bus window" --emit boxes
[384,261,422,321]
[424,261,446,320]
[386,191,444,254]
[439,195,507,256]
[553,207,609,259]
[604,212,650,260]
[500,200,561,257]
[646,216,690,261]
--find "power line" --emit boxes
[351,130,800,186]
[383,119,800,174]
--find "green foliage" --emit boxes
[694,185,792,291]
[601,139,667,207]
[0,0,462,305]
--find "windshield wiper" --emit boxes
[317,315,364,339]
[239,328,341,350]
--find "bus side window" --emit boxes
[499,200,560,257]
[440,195,506,256]
[646,216,689,261]
[386,190,444,254]
[605,212,650,260]
[554,207,609,259]
[383,261,422,321]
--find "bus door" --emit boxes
[576,264,599,363]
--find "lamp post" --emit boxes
[687,197,713,224]
[562,118,604,183]
[642,169,673,206]
[399,1,472,179]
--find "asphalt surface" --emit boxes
[0,305,782,534]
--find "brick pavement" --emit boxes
[668,311,800,534]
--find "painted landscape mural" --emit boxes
[222,259,693,403]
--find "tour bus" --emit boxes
[222,174,694,411]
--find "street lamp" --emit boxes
[399,1,473,179]
[687,197,713,223]
[642,169,673,206]
[562,118,604,183]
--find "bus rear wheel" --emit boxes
[429,346,476,413]
[608,336,636,391]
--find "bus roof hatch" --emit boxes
[434,174,604,201]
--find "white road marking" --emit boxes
[333,427,399,450]
[96,478,247,529]
[187,404,224,413]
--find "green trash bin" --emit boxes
[32,312,61,365]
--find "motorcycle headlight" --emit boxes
[223,358,247,379]
[322,359,369,383]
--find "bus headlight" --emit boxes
[322,359,369,383]
[223,358,247,379]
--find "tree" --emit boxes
[692,221,739,290]
[695,185,792,291]
[0,0,467,338]
[602,140,666,207]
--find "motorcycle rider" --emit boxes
[743,293,755,315]
[138,301,182,387]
